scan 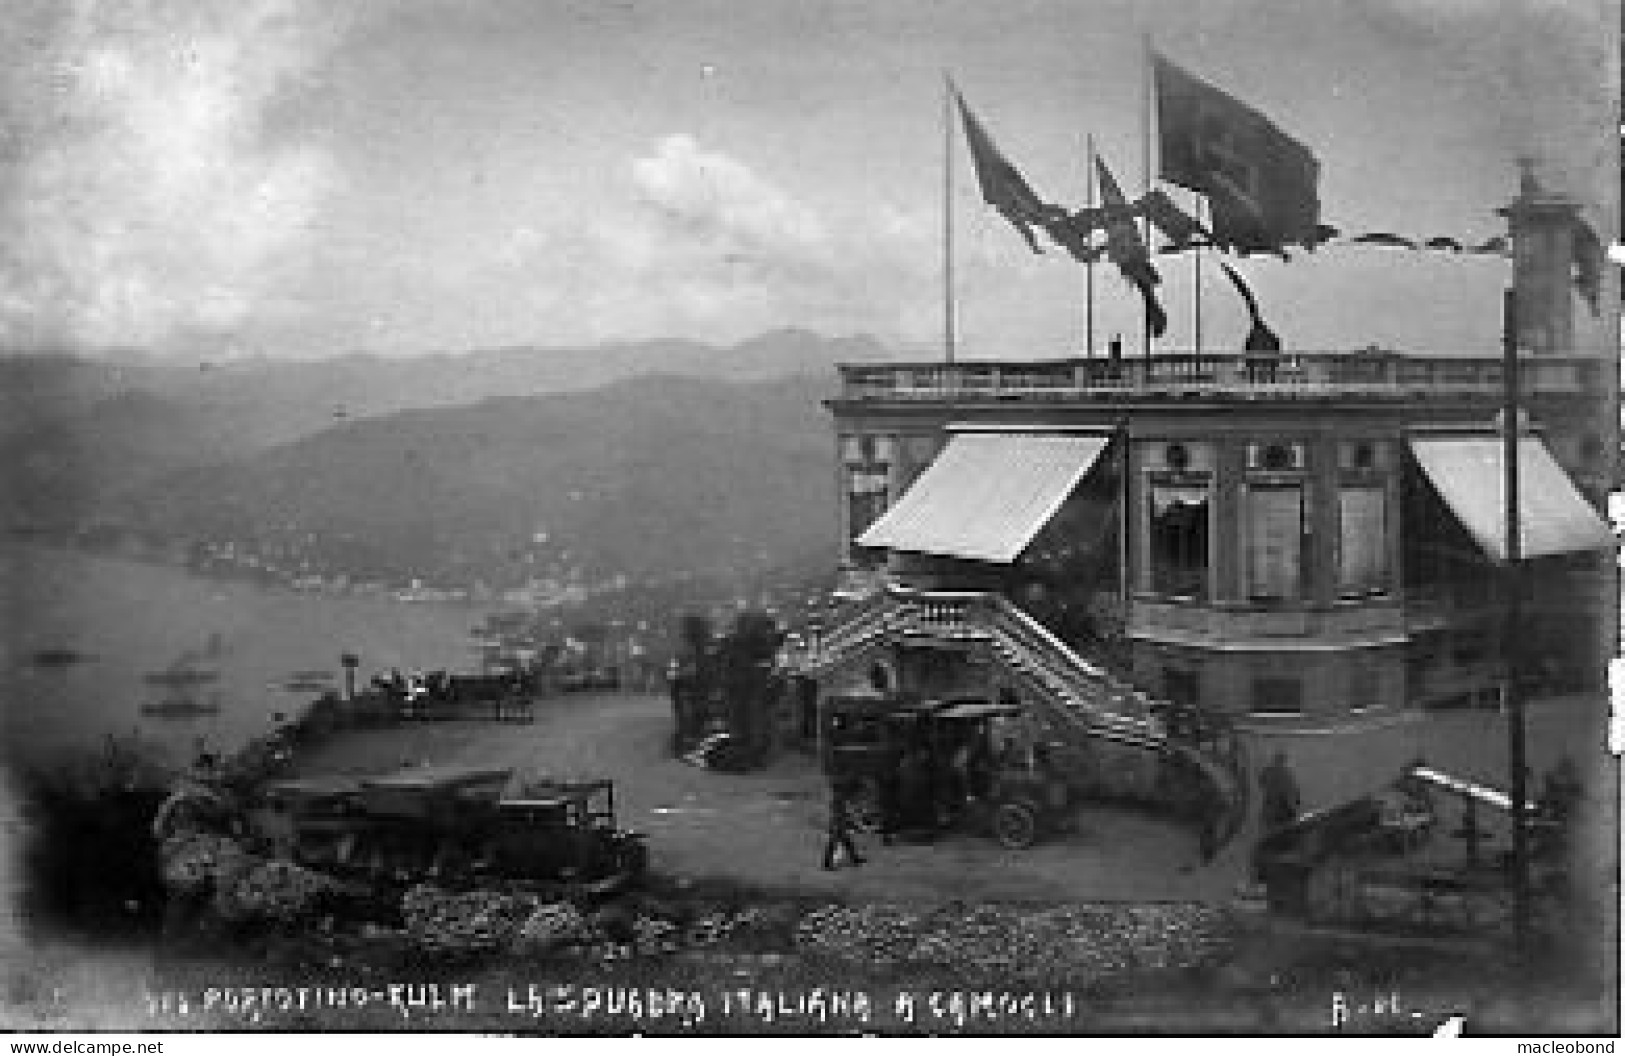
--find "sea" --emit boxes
[2,542,499,769]
[4,496,1620,770]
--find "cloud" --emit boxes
[503,134,945,346]
[1351,0,1614,212]
[629,133,833,273]
[0,0,347,351]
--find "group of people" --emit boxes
[821,733,1007,870]
[821,730,1068,870]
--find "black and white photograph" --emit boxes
[1,0,1619,1038]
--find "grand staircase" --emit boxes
[794,584,1251,849]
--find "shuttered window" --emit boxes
[847,469,889,543]
[1338,486,1388,595]
[1251,677,1303,715]
[1245,485,1303,601]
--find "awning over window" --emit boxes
[857,432,1110,563]
[1407,436,1614,561]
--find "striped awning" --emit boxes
[1407,436,1614,561]
[858,432,1110,563]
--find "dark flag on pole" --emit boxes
[1219,262,1281,352]
[1094,154,1167,337]
[1349,232,1421,249]
[1571,216,1603,315]
[1039,210,1108,263]
[953,86,1050,254]
[1153,52,1322,257]
[1137,188,1211,250]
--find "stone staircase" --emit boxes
[795,584,1250,849]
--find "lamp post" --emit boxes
[340,651,359,703]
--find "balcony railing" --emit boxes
[836,351,1599,403]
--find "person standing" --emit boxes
[822,777,866,870]
[1258,751,1302,832]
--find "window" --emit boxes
[1338,487,1388,595]
[841,433,897,466]
[1348,665,1378,713]
[1251,677,1303,715]
[847,468,888,542]
[1164,668,1200,709]
[1148,482,1210,598]
[1245,485,1303,601]
[842,433,894,563]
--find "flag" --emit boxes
[1350,232,1419,249]
[1136,188,1211,249]
[1219,262,1281,352]
[1308,223,1340,249]
[1094,154,1167,337]
[1153,53,1321,256]
[1038,206,1108,263]
[1571,216,1603,315]
[954,87,1050,254]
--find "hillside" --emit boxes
[108,373,840,592]
[139,328,886,451]
[1,389,241,530]
[1,330,886,532]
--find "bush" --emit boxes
[15,737,173,936]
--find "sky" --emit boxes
[0,0,1616,361]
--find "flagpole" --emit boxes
[1141,31,1155,366]
[1086,133,1097,359]
[1193,191,1204,364]
[943,75,957,366]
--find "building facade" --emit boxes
[820,174,1615,729]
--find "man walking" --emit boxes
[822,777,866,870]
[1258,751,1302,832]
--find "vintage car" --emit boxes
[819,691,1065,849]
[250,765,645,897]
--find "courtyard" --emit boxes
[287,689,1609,903]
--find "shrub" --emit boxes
[14,737,173,936]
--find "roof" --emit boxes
[857,432,1111,563]
[1407,435,1613,561]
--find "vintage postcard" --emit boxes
[1,0,1619,1039]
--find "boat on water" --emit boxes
[144,667,221,688]
[140,696,222,718]
[31,647,90,669]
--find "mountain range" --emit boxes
[3,330,886,593]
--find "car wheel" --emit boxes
[992,800,1041,850]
